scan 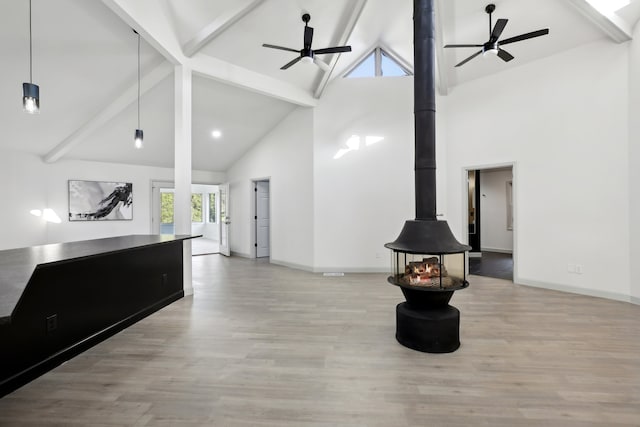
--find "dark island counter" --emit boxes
[0,234,197,396]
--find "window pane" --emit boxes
[381,51,408,77]
[160,193,174,224]
[191,193,203,222]
[208,193,216,223]
[345,52,376,78]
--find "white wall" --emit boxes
[630,25,640,303]
[312,76,449,272]
[0,149,224,250]
[479,169,513,253]
[226,107,314,269]
[446,39,631,300]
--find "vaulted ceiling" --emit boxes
[1,0,639,171]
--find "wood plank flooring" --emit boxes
[0,255,639,426]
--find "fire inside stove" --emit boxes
[390,252,467,289]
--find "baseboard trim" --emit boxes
[516,278,637,305]
[270,259,314,272]
[312,267,388,274]
[480,247,513,254]
[230,251,251,258]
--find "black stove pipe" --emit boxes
[414,0,437,221]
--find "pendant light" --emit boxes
[23,0,39,114]
[134,29,143,149]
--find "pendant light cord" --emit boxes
[137,32,140,129]
[29,0,33,83]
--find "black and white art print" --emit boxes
[68,180,133,221]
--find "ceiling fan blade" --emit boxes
[444,44,483,48]
[314,57,330,71]
[304,26,314,48]
[281,56,302,70]
[499,28,549,45]
[313,46,352,55]
[454,50,483,67]
[497,48,514,62]
[263,44,299,53]
[490,19,508,42]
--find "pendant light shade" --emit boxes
[23,82,39,114]
[134,129,143,149]
[134,29,143,149]
[23,0,39,114]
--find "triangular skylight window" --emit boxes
[344,47,411,78]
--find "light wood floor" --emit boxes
[1,255,639,426]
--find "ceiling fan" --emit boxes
[262,13,352,71]
[444,4,549,68]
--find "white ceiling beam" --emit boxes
[183,0,265,57]
[314,0,368,99]
[43,62,173,163]
[188,54,317,107]
[101,0,183,64]
[101,0,316,107]
[434,0,449,96]
[566,0,632,43]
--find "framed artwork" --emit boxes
[68,180,133,221]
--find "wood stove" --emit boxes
[385,0,470,353]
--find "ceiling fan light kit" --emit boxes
[444,3,549,67]
[262,13,352,71]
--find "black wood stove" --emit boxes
[385,0,470,353]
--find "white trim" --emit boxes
[230,250,251,258]
[517,278,638,305]
[270,258,314,272]
[480,247,513,254]
[312,266,388,273]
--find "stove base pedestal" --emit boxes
[396,302,460,353]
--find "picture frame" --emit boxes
[68,180,133,221]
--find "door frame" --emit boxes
[461,162,518,283]
[250,177,271,259]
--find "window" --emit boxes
[191,193,203,223]
[208,193,216,223]
[160,192,174,224]
[344,47,411,78]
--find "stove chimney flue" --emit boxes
[414,0,437,221]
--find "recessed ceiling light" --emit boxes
[211,130,222,139]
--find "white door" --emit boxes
[219,183,230,256]
[256,181,270,258]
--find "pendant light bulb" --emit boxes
[23,0,39,114]
[134,129,143,149]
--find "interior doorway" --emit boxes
[465,166,514,281]
[151,181,220,256]
[252,179,270,259]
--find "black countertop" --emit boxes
[0,235,197,325]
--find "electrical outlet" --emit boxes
[46,314,58,334]
[375,252,382,259]
[161,273,168,286]
[575,264,583,274]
